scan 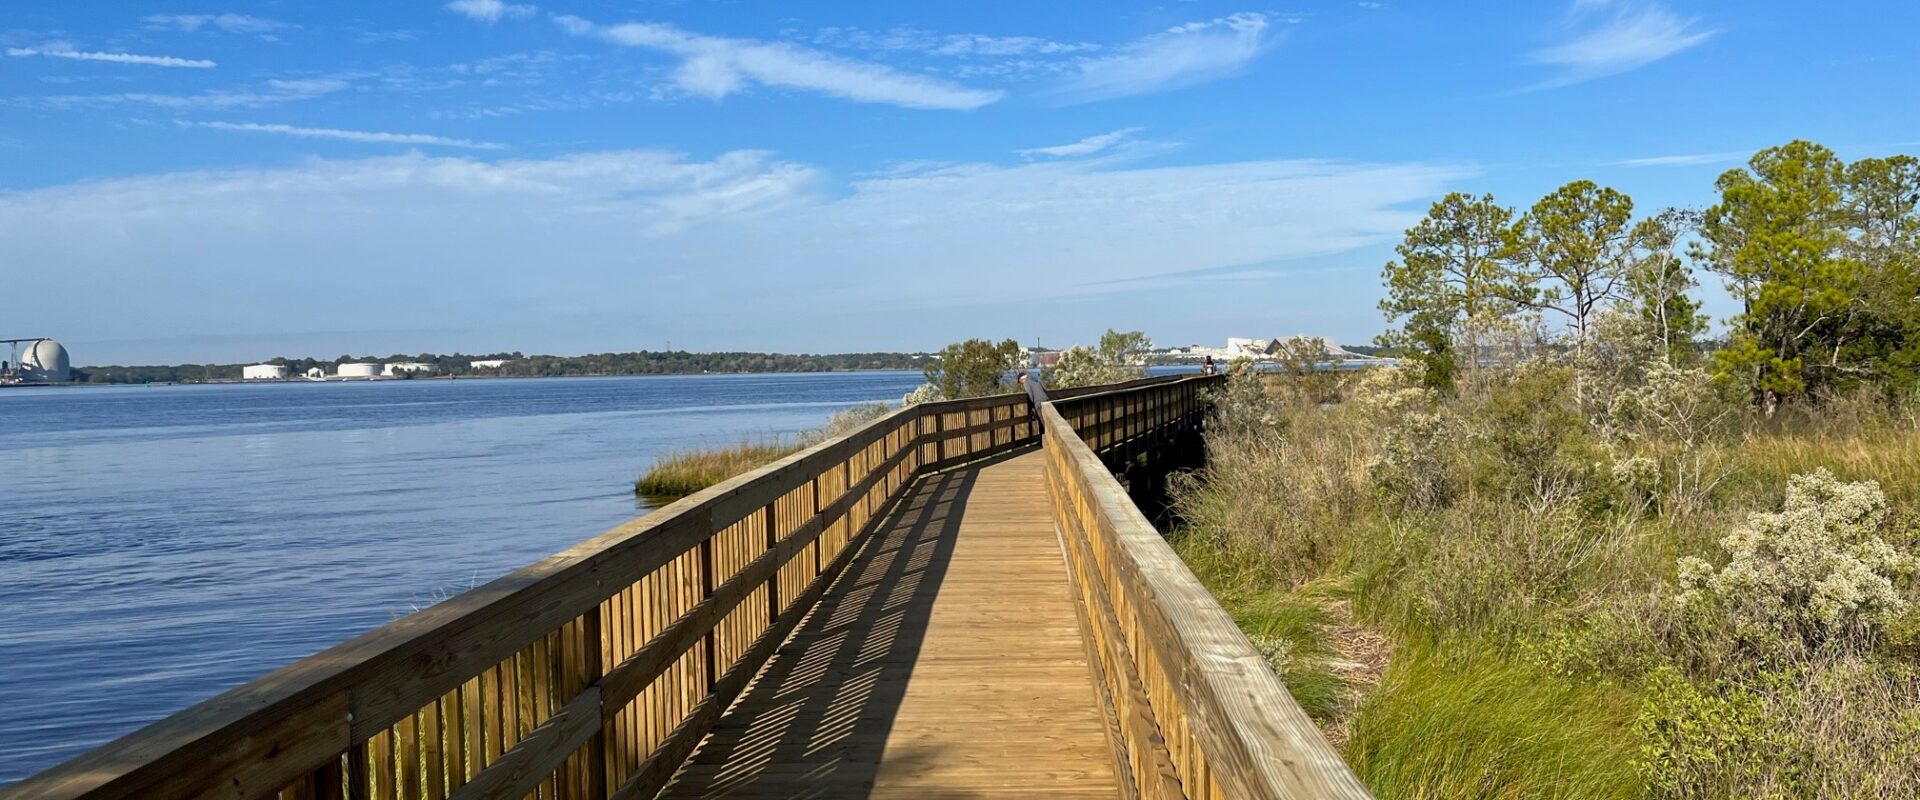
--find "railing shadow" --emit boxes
[658,452,1027,799]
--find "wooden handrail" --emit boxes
[1040,379,1374,800]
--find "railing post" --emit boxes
[811,474,824,579]
[581,605,606,800]
[935,409,947,466]
[347,741,369,800]
[765,499,781,629]
[699,535,717,692]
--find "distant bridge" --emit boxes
[6,375,1371,800]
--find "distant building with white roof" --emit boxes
[383,362,434,376]
[469,359,509,369]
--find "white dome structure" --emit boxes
[21,339,70,383]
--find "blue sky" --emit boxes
[3,1,1916,364]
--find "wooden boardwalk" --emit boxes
[658,449,1122,800]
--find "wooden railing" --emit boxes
[1043,378,1375,800]
[6,391,1037,800]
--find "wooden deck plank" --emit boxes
[657,450,1122,800]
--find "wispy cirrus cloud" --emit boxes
[190,121,505,150]
[144,14,289,36]
[1053,13,1274,103]
[445,0,536,24]
[553,16,1003,110]
[809,26,1099,57]
[1018,128,1145,158]
[40,78,348,110]
[6,46,215,69]
[1527,1,1716,89]
[1609,149,1749,167]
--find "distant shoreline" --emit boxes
[35,369,930,388]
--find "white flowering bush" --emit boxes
[1207,369,1287,442]
[900,383,944,406]
[1046,346,1122,389]
[1610,453,1661,509]
[1677,469,1916,646]
[1602,360,1734,517]
[1348,364,1433,418]
[1369,409,1459,511]
[1605,361,1730,448]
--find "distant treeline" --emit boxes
[74,350,935,384]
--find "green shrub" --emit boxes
[1636,667,1788,799]
[1636,661,1920,800]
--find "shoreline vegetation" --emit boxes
[1174,140,1920,798]
[634,402,893,502]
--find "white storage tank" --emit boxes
[336,363,380,379]
[20,339,70,383]
[242,364,288,380]
[382,362,434,376]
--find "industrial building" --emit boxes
[469,359,509,369]
[336,363,380,379]
[242,364,288,380]
[2,338,70,385]
[382,362,434,376]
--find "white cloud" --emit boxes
[145,14,289,35]
[0,148,1466,356]
[6,46,215,69]
[931,34,1099,56]
[1528,1,1716,88]
[1610,149,1748,167]
[557,17,1002,110]
[42,78,348,110]
[192,121,505,150]
[446,0,536,24]
[810,26,1099,57]
[1018,128,1145,158]
[1054,13,1273,103]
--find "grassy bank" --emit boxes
[634,402,893,501]
[1172,367,1920,799]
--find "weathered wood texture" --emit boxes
[4,392,1035,800]
[1044,381,1375,800]
[656,450,1121,799]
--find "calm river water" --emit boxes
[0,372,923,784]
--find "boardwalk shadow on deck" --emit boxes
[662,452,1030,800]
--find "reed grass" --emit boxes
[633,402,895,501]
[634,440,800,500]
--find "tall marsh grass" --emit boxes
[633,402,894,501]
[634,440,801,500]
